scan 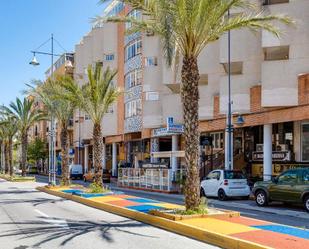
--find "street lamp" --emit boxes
[29,53,40,66]
[29,34,62,185]
[226,9,233,170]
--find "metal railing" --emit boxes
[118,168,174,191]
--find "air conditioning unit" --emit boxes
[256,144,263,152]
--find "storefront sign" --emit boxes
[152,117,184,137]
[252,151,291,161]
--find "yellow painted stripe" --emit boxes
[179,217,259,235]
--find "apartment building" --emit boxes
[74,0,309,182]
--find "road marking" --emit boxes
[34,209,69,229]
[34,209,49,218]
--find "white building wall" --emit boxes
[261,0,309,107]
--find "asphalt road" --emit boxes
[0,178,218,249]
[34,174,309,229]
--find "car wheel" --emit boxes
[304,195,309,212]
[200,187,206,197]
[218,189,227,201]
[255,190,268,207]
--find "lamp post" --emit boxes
[226,9,233,170]
[29,34,62,185]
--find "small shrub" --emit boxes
[175,197,208,215]
[88,182,107,193]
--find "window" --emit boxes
[224,171,246,179]
[125,99,142,118]
[210,132,224,149]
[206,171,221,180]
[125,69,142,89]
[145,57,158,67]
[85,114,91,121]
[125,38,142,61]
[264,46,289,61]
[302,170,309,183]
[222,62,243,75]
[263,0,289,5]
[278,170,298,184]
[302,123,309,161]
[105,54,115,61]
[126,10,142,30]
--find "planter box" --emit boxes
[149,209,240,221]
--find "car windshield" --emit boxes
[224,171,245,179]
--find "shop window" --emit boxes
[263,0,289,5]
[210,132,224,149]
[301,123,309,161]
[264,46,289,61]
[222,62,243,75]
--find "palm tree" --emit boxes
[59,64,120,187]
[1,98,46,176]
[0,116,18,176]
[27,75,75,186]
[97,0,292,210]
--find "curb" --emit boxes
[37,186,271,249]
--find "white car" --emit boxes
[69,164,83,179]
[200,170,251,200]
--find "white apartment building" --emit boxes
[73,0,309,185]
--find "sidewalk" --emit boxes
[38,185,309,249]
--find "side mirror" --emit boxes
[217,176,220,181]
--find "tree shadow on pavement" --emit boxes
[0,197,67,207]
[0,218,156,247]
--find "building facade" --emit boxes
[73,0,309,183]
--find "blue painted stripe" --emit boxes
[253,225,309,240]
[61,189,83,194]
[127,205,163,213]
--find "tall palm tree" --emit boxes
[0,116,18,176]
[59,64,120,187]
[98,0,292,210]
[1,98,46,176]
[27,75,75,186]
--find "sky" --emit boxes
[0,0,111,106]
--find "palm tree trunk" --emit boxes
[181,56,201,211]
[21,133,28,177]
[4,143,9,174]
[8,138,13,176]
[60,124,70,186]
[93,123,103,187]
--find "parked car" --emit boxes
[200,170,251,201]
[83,169,111,183]
[252,168,309,212]
[69,164,83,179]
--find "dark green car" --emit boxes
[252,168,309,212]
